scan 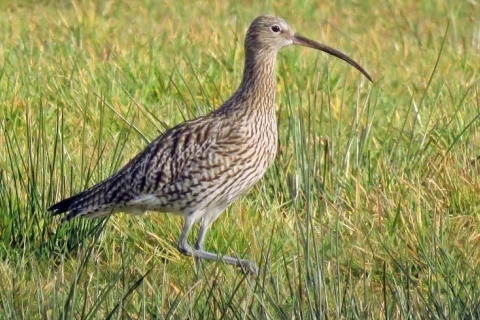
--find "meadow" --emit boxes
[0,0,479,318]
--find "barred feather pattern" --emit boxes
[49,22,280,222]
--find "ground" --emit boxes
[0,0,479,318]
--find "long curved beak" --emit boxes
[293,33,373,82]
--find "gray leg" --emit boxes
[177,215,196,256]
[177,212,258,275]
[194,209,223,251]
[193,210,224,274]
[193,219,208,274]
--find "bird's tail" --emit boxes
[49,149,144,222]
[48,179,118,222]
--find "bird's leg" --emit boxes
[194,224,207,250]
[177,213,258,275]
[196,213,258,275]
[193,220,208,274]
[192,241,258,275]
[194,213,218,251]
[177,216,196,256]
[193,213,221,274]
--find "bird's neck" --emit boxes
[220,50,277,116]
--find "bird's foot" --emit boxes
[238,259,258,275]
[178,241,258,275]
[178,242,193,256]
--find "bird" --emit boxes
[49,15,372,274]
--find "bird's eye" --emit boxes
[270,25,281,33]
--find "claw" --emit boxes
[239,260,258,275]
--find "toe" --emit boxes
[240,260,258,275]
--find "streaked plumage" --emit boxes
[49,15,372,274]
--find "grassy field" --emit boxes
[0,0,479,318]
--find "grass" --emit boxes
[0,0,479,318]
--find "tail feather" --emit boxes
[48,191,87,216]
[48,189,96,222]
[49,149,145,222]
[48,179,116,221]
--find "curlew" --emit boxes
[49,15,372,274]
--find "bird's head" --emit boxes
[245,16,295,52]
[245,15,372,82]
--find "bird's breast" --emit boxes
[234,110,278,175]
[254,109,278,166]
